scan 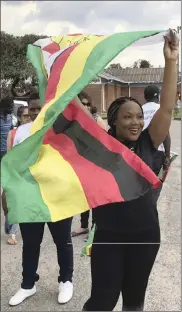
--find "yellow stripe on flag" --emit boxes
[30,144,90,221]
[52,34,107,50]
[55,35,105,102]
[31,35,106,135]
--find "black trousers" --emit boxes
[19,218,73,289]
[152,184,163,203]
[81,210,95,229]
[83,225,160,311]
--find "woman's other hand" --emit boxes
[163,29,179,62]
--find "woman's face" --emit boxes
[115,101,144,142]
[19,108,30,125]
[81,97,91,112]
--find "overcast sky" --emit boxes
[2,1,181,68]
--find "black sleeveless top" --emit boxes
[94,130,164,233]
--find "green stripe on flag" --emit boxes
[27,44,47,106]
[6,168,51,224]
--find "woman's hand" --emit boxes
[163,29,179,62]
[148,29,179,148]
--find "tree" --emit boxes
[1,31,47,80]
[0,31,47,96]
[133,59,152,68]
[107,63,122,69]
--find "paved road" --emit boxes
[1,120,181,311]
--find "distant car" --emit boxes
[12,100,28,127]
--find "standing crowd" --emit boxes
[0,31,179,310]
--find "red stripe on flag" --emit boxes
[63,101,161,189]
[68,34,104,37]
[68,34,83,36]
[42,42,60,55]
[43,128,124,207]
[45,44,78,104]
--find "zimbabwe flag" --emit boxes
[1,31,164,224]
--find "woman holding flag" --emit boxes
[83,30,179,311]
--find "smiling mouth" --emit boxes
[129,129,140,135]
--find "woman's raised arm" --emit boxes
[148,29,179,148]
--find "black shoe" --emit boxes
[122,304,144,311]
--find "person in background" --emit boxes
[83,30,178,311]
[0,97,14,162]
[7,106,30,152]
[143,85,171,160]
[2,106,30,245]
[71,92,108,240]
[9,93,74,306]
[175,89,181,107]
[13,93,42,145]
[142,85,171,200]
[0,97,15,244]
[78,91,108,131]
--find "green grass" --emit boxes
[173,108,181,119]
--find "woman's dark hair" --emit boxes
[107,96,143,137]
[0,96,14,117]
[90,106,97,115]
[17,105,27,127]
[28,92,40,105]
[78,91,92,106]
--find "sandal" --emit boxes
[7,234,17,245]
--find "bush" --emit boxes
[173,107,181,119]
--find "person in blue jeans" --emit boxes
[0,97,14,160]
[0,96,19,244]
